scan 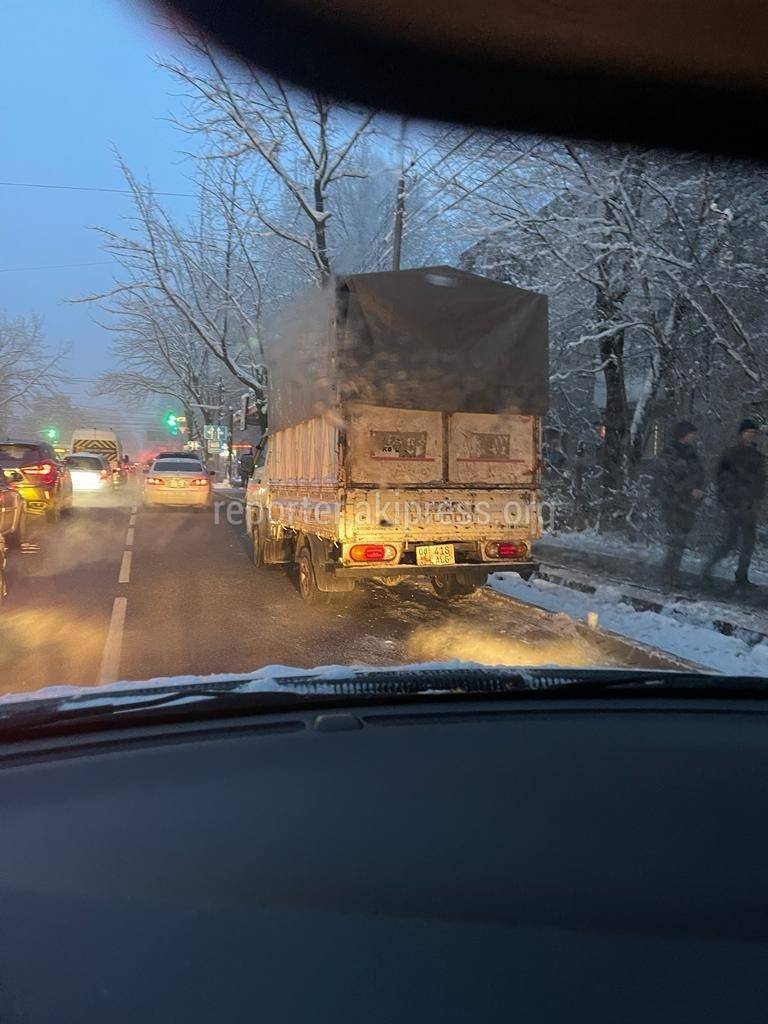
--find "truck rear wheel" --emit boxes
[297,545,332,606]
[250,522,265,568]
[431,573,480,599]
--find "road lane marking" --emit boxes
[129,514,137,527]
[98,597,128,684]
[131,504,138,514]
[126,527,135,547]
[119,550,132,583]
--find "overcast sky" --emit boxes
[0,0,196,437]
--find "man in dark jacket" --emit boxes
[703,419,765,588]
[657,420,705,585]
[238,449,255,489]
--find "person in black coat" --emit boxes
[703,419,766,588]
[657,420,705,585]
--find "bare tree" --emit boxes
[455,136,768,527]
[0,313,63,425]
[160,34,376,283]
[82,158,269,422]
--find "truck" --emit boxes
[70,428,126,486]
[245,265,548,604]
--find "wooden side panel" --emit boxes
[269,416,339,490]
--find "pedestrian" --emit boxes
[703,419,765,589]
[656,420,705,586]
[239,448,255,489]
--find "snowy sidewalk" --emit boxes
[490,531,768,675]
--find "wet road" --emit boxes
[0,485,682,696]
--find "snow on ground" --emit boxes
[490,573,768,676]
[542,529,768,585]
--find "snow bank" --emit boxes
[490,573,768,676]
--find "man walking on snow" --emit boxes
[657,420,705,586]
[703,419,765,589]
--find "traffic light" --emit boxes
[163,411,179,436]
[43,426,59,443]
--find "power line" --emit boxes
[0,180,194,198]
[0,260,115,274]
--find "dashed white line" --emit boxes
[129,514,137,527]
[98,597,128,684]
[126,527,135,547]
[118,550,132,584]
[131,504,138,514]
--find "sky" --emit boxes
[0,0,197,446]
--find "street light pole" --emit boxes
[227,406,234,480]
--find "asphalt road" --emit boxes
[0,484,682,697]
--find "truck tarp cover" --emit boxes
[267,266,548,430]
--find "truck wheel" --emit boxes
[297,545,332,606]
[431,573,479,599]
[251,522,265,568]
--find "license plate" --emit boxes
[169,479,186,488]
[416,543,455,566]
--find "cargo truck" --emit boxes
[245,266,548,604]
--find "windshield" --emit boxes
[151,461,204,473]
[0,444,45,465]
[1,0,767,702]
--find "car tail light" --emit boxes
[485,540,529,559]
[349,543,397,562]
[190,477,209,487]
[22,462,57,486]
[100,469,110,480]
[145,476,164,486]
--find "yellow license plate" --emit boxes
[416,543,455,566]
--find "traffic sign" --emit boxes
[204,425,228,451]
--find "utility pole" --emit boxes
[392,170,406,272]
[227,405,234,480]
[392,117,409,272]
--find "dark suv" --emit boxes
[0,441,73,523]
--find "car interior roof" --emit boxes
[162,0,768,159]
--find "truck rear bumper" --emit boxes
[326,560,538,580]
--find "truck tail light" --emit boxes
[22,463,58,486]
[350,544,397,562]
[486,541,529,559]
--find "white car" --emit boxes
[141,459,213,509]
[64,453,114,499]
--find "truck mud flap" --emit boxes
[305,534,356,593]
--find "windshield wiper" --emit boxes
[2,667,767,741]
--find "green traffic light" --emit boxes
[163,410,180,434]
[44,427,59,442]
